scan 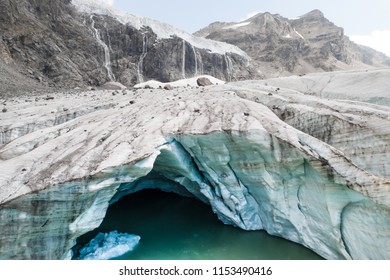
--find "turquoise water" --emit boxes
[74,190,323,260]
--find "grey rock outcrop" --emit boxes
[0,0,256,94]
[163,84,173,90]
[197,77,213,86]
[195,10,390,77]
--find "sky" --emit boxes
[99,0,390,56]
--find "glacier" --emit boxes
[0,69,390,260]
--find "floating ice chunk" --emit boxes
[77,231,141,260]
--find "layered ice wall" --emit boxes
[1,130,388,260]
[1,70,389,260]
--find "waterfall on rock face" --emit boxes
[191,45,204,77]
[89,15,115,82]
[182,39,186,79]
[191,45,198,76]
[197,50,204,76]
[137,33,148,83]
[224,54,235,82]
[104,22,113,56]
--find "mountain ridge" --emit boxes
[0,0,256,94]
[194,9,390,77]
[1,2,389,93]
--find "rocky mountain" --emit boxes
[2,1,388,92]
[195,10,390,77]
[0,0,255,93]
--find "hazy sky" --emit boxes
[101,0,390,56]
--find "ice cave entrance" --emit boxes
[73,188,322,260]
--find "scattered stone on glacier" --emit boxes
[0,70,390,260]
[197,77,213,87]
[262,68,390,106]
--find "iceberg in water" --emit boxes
[77,231,141,260]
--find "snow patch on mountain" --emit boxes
[293,28,305,40]
[223,22,251,30]
[72,0,249,58]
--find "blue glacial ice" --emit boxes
[77,231,140,260]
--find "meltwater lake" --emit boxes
[74,190,322,260]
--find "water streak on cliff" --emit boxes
[89,15,115,82]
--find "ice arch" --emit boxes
[1,132,390,260]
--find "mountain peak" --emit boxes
[245,11,283,22]
[301,9,325,19]
[194,9,390,77]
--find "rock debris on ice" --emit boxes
[1,69,390,260]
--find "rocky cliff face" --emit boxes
[1,69,390,260]
[195,10,390,77]
[0,0,255,92]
